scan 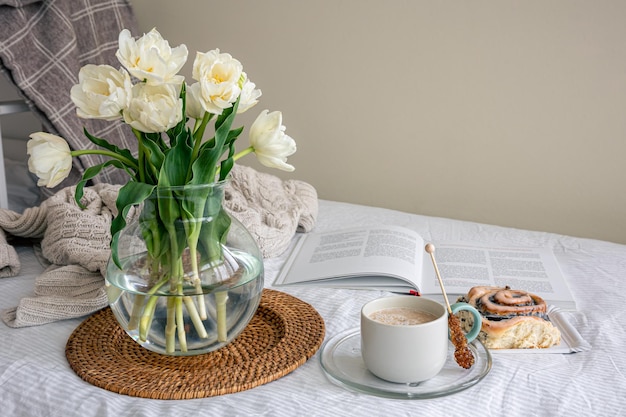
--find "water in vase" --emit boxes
[106,249,264,356]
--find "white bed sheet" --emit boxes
[1,199,625,417]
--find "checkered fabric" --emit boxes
[0,0,139,188]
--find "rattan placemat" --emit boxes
[65,289,325,399]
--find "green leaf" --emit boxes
[226,126,244,144]
[155,186,181,225]
[137,195,169,260]
[110,182,156,268]
[83,128,138,167]
[192,111,214,149]
[218,131,240,180]
[151,115,195,260]
[155,185,189,261]
[190,99,241,185]
[74,159,129,208]
[178,184,210,255]
[219,158,234,181]
[140,136,165,182]
[145,132,168,151]
[214,99,240,152]
[198,207,231,263]
[159,129,192,187]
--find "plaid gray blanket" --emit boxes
[0,0,139,189]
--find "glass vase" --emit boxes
[105,181,264,356]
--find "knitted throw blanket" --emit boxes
[0,165,318,327]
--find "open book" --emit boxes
[274,225,576,309]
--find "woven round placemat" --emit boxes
[65,289,325,399]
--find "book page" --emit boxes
[420,242,575,307]
[275,226,424,290]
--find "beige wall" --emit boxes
[129,0,626,244]
[65,1,626,244]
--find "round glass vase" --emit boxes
[105,181,264,356]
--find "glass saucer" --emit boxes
[319,328,492,399]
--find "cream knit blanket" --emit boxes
[0,165,318,327]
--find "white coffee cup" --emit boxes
[360,296,482,383]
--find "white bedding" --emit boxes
[1,199,625,417]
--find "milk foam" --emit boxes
[368,307,437,326]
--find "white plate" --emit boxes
[319,327,492,399]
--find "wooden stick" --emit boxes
[424,243,452,314]
[424,243,475,369]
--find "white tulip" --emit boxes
[192,49,242,115]
[237,75,262,114]
[27,132,73,188]
[116,28,188,85]
[70,64,132,120]
[123,82,183,133]
[249,110,296,171]
[185,82,205,120]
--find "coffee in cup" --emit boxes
[368,306,437,326]
[360,296,482,383]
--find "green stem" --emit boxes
[231,146,255,162]
[162,224,209,353]
[187,112,215,184]
[215,146,254,178]
[188,239,208,320]
[165,231,182,353]
[200,193,230,342]
[133,129,146,183]
[175,292,187,353]
[182,194,209,321]
[139,300,157,343]
[138,274,169,341]
[71,149,139,172]
[183,296,208,338]
[165,297,176,353]
[127,294,145,330]
[215,291,228,342]
[192,112,214,142]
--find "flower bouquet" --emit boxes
[27,28,296,355]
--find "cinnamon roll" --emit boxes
[456,286,561,349]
